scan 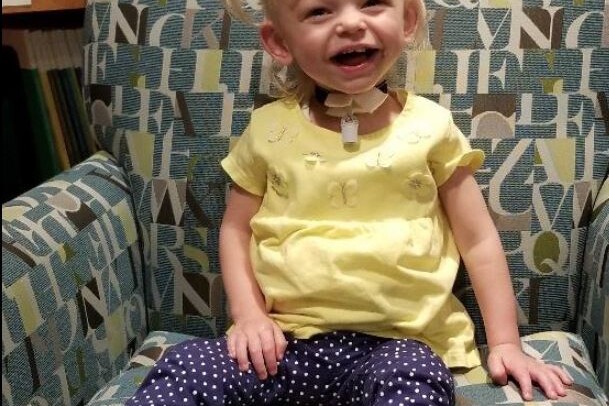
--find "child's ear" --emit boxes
[402,1,419,44]
[260,20,293,66]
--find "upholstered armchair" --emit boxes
[2,0,608,405]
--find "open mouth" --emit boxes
[331,48,379,67]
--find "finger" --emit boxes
[234,334,250,372]
[509,367,534,401]
[549,364,573,386]
[547,368,567,397]
[530,366,557,400]
[226,334,236,359]
[247,336,269,380]
[544,365,570,397]
[259,328,278,376]
[487,353,508,386]
[273,325,288,361]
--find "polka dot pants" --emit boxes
[126,331,454,405]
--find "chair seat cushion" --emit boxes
[87,331,608,405]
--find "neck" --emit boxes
[313,81,389,106]
[308,90,402,135]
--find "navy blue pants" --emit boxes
[127,331,454,405]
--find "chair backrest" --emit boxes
[83,0,609,345]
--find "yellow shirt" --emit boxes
[221,91,485,368]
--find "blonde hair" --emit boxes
[223,0,429,101]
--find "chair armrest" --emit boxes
[2,151,147,406]
[578,179,609,394]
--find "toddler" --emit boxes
[127,0,572,404]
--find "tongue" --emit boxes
[335,52,368,66]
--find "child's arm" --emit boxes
[438,167,572,400]
[219,185,287,380]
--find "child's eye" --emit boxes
[306,7,330,18]
[363,0,384,7]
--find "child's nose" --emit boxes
[335,10,367,35]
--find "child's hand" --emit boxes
[487,343,573,400]
[226,313,287,380]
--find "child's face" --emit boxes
[260,0,417,95]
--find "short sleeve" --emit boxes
[220,125,267,196]
[428,115,485,186]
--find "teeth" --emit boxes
[341,48,367,55]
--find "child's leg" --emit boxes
[125,335,344,405]
[343,338,455,405]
